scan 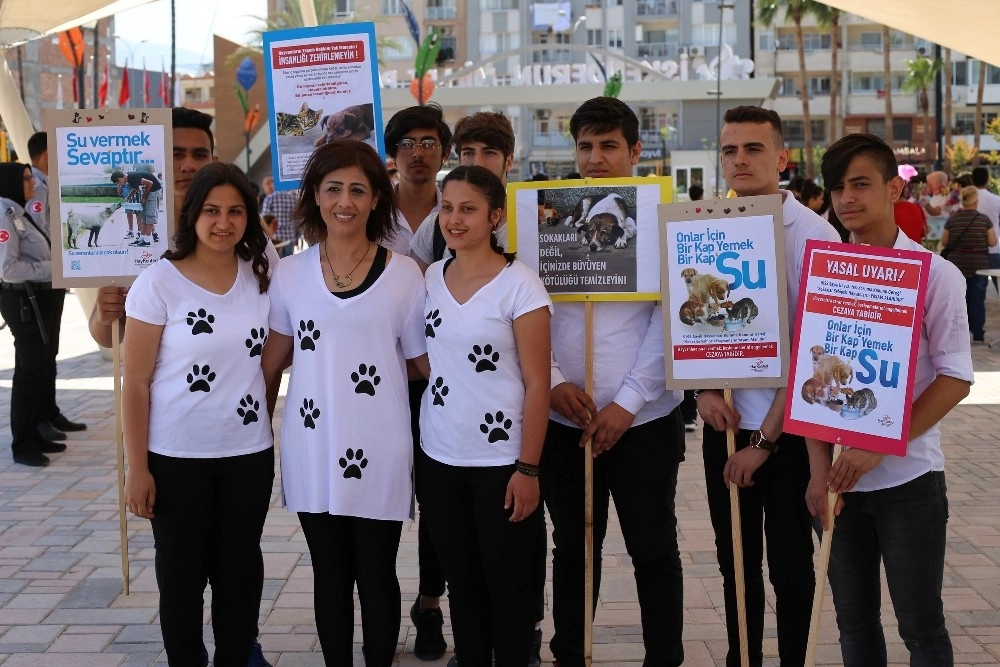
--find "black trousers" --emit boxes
[540,412,685,667]
[0,287,64,455]
[702,427,816,667]
[417,448,542,667]
[298,512,403,667]
[148,448,274,667]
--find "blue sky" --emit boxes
[112,0,268,73]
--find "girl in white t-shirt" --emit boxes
[122,163,274,666]
[419,165,551,665]
[261,140,427,667]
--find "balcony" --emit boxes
[636,42,677,58]
[530,50,574,64]
[533,132,574,148]
[425,6,457,20]
[637,1,678,17]
[483,0,518,9]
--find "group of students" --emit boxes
[82,99,972,667]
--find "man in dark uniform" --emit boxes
[111,169,162,247]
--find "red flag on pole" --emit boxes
[143,60,150,107]
[98,58,109,107]
[160,59,168,107]
[119,62,131,107]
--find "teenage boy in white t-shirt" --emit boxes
[541,96,685,667]
[696,105,840,666]
[811,132,972,666]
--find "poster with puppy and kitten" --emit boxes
[783,241,930,456]
[659,194,789,389]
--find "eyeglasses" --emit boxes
[22,175,34,183]
[397,139,440,154]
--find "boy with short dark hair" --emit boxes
[810,133,973,666]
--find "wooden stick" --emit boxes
[583,300,595,667]
[112,318,129,595]
[724,387,749,667]
[805,442,843,667]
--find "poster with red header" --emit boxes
[783,241,931,456]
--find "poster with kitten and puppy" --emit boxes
[783,241,931,456]
[263,22,384,190]
[659,194,789,389]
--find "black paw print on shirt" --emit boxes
[245,327,268,357]
[351,364,380,396]
[237,395,259,425]
[431,377,449,406]
[480,411,512,443]
[186,364,216,393]
[300,398,320,429]
[339,448,368,479]
[298,320,321,351]
[186,308,215,335]
[425,310,442,338]
[468,344,500,372]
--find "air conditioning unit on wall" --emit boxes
[677,46,688,56]
[688,46,703,57]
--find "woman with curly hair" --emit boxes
[122,162,274,666]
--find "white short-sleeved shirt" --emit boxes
[269,245,427,520]
[732,191,842,430]
[410,212,509,267]
[126,258,272,458]
[852,231,974,492]
[391,188,441,260]
[420,259,552,467]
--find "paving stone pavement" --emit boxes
[1,291,999,666]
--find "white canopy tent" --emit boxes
[819,0,1000,67]
[0,0,151,159]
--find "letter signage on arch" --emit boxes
[783,241,930,456]
[659,194,789,389]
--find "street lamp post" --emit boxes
[113,35,147,109]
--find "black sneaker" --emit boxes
[248,637,272,667]
[35,438,67,454]
[125,231,134,238]
[13,450,49,467]
[50,413,87,432]
[153,232,159,243]
[135,239,151,247]
[38,421,67,441]
[410,597,447,660]
[529,627,542,667]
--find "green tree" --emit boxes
[881,24,893,145]
[902,56,942,172]
[758,0,823,178]
[973,61,987,167]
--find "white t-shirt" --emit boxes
[391,187,441,260]
[975,187,1000,254]
[410,212,509,267]
[852,231,974,492]
[420,259,552,466]
[269,245,427,520]
[126,258,273,458]
[732,191,842,430]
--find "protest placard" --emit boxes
[659,194,788,389]
[783,241,930,456]
[47,108,172,288]
[508,177,670,301]
[263,23,384,190]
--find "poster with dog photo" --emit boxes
[783,241,930,456]
[508,177,671,301]
[658,194,789,389]
[46,108,173,288]
[263,22,384,190]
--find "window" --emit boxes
[482,0,518,8]
[758,31,775,52]
[956,112,999,134]
[866,119,913,143]
[607,28,624,50]
[809,77,831,95]
[381,0,404,14]
[691,23,737,47]
[858,32,882,49]
[480,32,511,55]
[850,71,905,94]
[971,61,1000,85]
[587,29,603,47]
[953,60,968,86]
[801,32,831,51]
[781,120,826,144]
[381,40,415,60]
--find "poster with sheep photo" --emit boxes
[47,108,173,288]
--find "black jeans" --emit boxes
[828,471,952,666]
[298,512,402,667]
[409,378,448,599]
[0,287,64,454]
[148,448,274,667]
[540,413,685,667]
[702,427,815,667]
[417,449,542,667]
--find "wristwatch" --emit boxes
[749,429,779,454]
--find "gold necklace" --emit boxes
[323,241,371,289]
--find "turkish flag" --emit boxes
[98,59,109,107]
[119,65,131,107]
[160,61,168,106]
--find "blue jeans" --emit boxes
[966,275,987,339]
[828,471,952,666]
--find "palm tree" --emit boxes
[758,0,819,178]
[881,24,893,145]
[973,60,987,167]
[944,48,952,173]
[811,3,842,145]
[902,56,942,173]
